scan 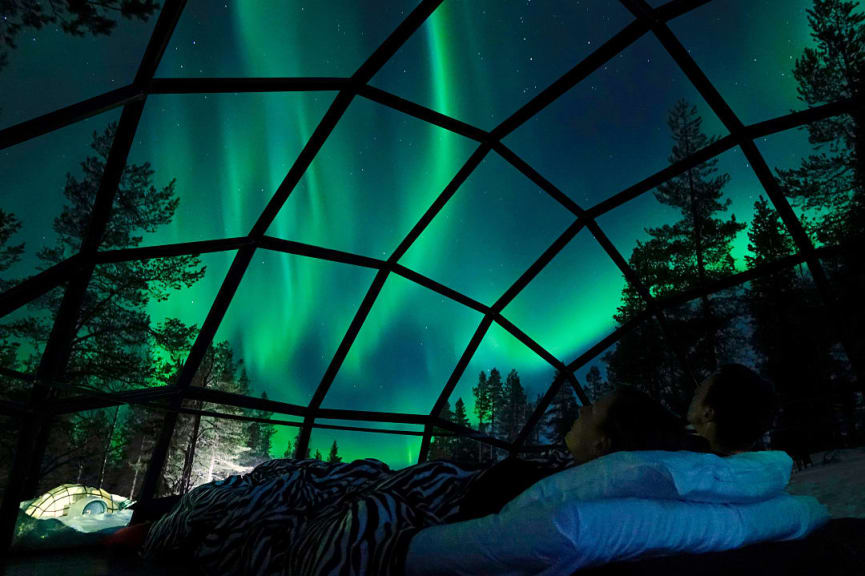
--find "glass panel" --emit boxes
[323,273,483,414]
[162,408,276,495]
[308,423,423,470]
[668,0,817,124]
[504,34,727,209]
[502,228,628,363]
[0,284,67,401]
[117,92,335,247]
[372,0,634,130]
[598,146,789,303]
[0,414,18,505]
[428,427,500,469]
[67,252,233,394]
[578,315,687,413]
[821,253,865,371]
[668,268,860,453]
[1,111,121,291]
[268,97,477,259]
[33,405,159,504]
[200,251,377,406]
[399,152,574,305]
[757,122,862,248]
[445,322,557,450]
[535,376,582,446]
[0,4,159,129]
[158,0,418,77]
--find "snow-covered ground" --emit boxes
[786,446,865,519]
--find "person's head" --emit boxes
[564,387,685,465]
[687,363,775,454]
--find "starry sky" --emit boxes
[0,0,827,468]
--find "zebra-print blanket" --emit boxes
[141,458,482,576]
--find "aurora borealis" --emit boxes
[0,0,831,468]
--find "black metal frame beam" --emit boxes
[0,0,190,552]
[4,0,863,519]
[623,0,865,385]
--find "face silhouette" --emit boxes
[564,393,615,464]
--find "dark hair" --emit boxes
[703,363,775,452]
[599,387,685,453]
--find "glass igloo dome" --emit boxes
[1,0,863,550]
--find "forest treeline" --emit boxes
[1,0,864,497]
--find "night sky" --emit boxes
[1,0,826,467]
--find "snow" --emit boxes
[786,447,865,519]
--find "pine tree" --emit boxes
[746,198,841,448]
[451,397,474,464]
[779,0,865,417]
[486,368,504,438]
[584,366,614,402]
[429,400,454,460]
[498,369,528,441]
[472,371,490,429]
[0,1,160,72]
[314,449,323,461]
[779,0,865,247]
[543,371,579,443]
[327,440,342,464]
[282,436,295,459]
[604,101,744,412]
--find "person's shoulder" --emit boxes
[681,433,713,453]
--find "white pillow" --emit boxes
[503,450,793,514]
[406,493,829,576]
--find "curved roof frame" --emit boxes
[1,0,864,547]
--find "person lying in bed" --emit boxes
[687,363,776,456]
[456,386,685,520]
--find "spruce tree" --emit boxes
[486,368,504,438]
[472,370,490,430]
[327,440,342,464]
[543,371,579,443]
[780,0,865,247]
[604,101,744,411]
[282,436,295,459]
[746,198,841,447]
[499,369,528,441]
[452,397,473,463]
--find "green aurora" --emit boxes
[1,0,826,467]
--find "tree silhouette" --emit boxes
[498,369,527,441]
[603,101,744,412]
[543,370,579,443]
[0,0,160,71]
[327,440,342,464]
[780,0,865,247]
